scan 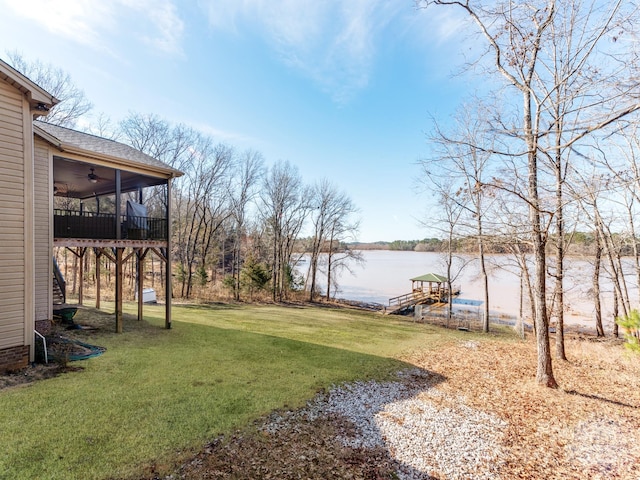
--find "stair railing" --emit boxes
[52,257,66,304]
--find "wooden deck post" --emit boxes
[78,247,86,305]
[115,169,121,240]
[136,187,144,321]
[94,248,101,309]
[165,178,172,329]
[137,248,144,321]
[115,247,123,333]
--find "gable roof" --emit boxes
[34,120,182,178]
[410,273,448,283]
[0,58,59,113]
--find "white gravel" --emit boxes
[265,369,507,479]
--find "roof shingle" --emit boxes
[34,120,182,176]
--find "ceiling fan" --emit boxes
[88,167,99,183]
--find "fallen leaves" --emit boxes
[404,335,640,479]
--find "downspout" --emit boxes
[34,330,48,364]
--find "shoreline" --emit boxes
[331,296,613,337]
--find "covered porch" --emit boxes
[40,121,182,333]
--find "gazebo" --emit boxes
[410,273,449,300]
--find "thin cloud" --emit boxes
[200,0,405,104]
[429,8,470,45]
[120,0,185,55]
[188,121,255,145]
[3,0,112,49]
[2,0,184,56]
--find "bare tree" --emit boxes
[599,124,640,306]
[175,141,233,298]
[571,168,631,332]
[418,0,640,387]
[423,101,496,332]
[118,113,236,298]
[306,179,361,301]
[119,113,196,173]
[84,113,121,141]
[592,228,605,337]
[228,150,264,300]
[260,161,311,301]
[6,51,92,127]
[324,213,362,301]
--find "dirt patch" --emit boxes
[0,363,79,391]
[161,414,428,480]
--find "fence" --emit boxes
[414,304,523,333]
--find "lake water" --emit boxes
[302,250,635,330]
[317,250,521,309]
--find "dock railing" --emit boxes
[387,290,430,310]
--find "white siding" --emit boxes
[34,137,51,322]
[0,80,25,350]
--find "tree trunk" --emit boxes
[324,224,336,301]
[525,87,557,388]
[613,288,619,338]
[533,242,556,387]
[554,187,566,360]
[478,219,489,333]
[593,229,604,337]
[615,252,631,316]
[309,240,320,302]
[71,251,78,296]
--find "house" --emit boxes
[0,58,182,372]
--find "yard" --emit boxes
[0,302,479,479]
[1,303,638,479]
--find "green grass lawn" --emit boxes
[0,302,509,479]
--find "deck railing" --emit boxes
[54,209,167,240]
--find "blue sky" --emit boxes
[0,0,472,242]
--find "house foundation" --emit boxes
[0,345,30,373]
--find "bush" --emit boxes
[240,256,271,299]
[616,309,640,353]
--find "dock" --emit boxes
[383,272,460,315]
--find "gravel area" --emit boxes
[262,369,506,480]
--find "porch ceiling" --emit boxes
[53,156,166,199]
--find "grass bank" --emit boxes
[0,302,511,479]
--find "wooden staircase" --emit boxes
[52,258,66,305]
[383,290,430,315]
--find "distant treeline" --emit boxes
[349,238,443,251]
[385,239,443,251]
[350,232,621,256]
